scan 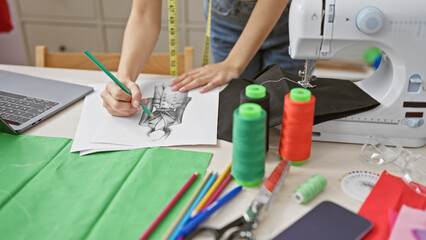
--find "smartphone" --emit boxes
[273,201,373,240]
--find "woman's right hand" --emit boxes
[100,78,144,117]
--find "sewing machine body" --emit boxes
[289,0,426,147]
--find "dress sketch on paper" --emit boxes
[139,84,192,141]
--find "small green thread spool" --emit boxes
[232,103,266,187]
[292,174,327,204]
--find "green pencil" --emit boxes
[84,50,154,118]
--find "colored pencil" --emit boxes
[140,171,199,240]
[83,50,154,118]
[161,171,213,240]
[192,163,232,215]
[202,173,232,210]
[179,186,243,238]
[169,172,218,240]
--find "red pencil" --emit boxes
[202,174,232,210]
[140,171,199,240]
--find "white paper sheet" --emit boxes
[91,78,219,148]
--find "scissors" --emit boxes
[185,160,291,240]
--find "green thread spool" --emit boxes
[292,174,327,204]
[232,103,266,187]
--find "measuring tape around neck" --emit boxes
[167,0,211,76]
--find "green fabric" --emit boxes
[0,133,211,240]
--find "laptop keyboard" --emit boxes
[0,91,59,126]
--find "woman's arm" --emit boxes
[117,0,162,82]
[170,0,289,93]
[101,0,162,116]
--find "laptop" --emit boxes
[0,69,93,134]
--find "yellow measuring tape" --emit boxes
[167,0,211,76]
[168,0,178,76]
[202,0,212,67]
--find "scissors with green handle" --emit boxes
[185,160,291,240]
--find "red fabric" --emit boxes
[0,0,13,33]
[358,171,426,240]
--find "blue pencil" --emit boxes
[168,173,218,240]
[179,185,243,238]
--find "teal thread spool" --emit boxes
[292,174,327,204]
[232,103,266,187]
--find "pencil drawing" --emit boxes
[138,84,192,141]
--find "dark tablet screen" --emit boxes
[273,201,373,240]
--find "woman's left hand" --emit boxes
[169,61,241,93]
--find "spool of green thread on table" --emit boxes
[292,174,327,204]
[231,103,266,187]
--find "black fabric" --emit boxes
[218,64,380,142]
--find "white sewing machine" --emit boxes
[289,0,426,147]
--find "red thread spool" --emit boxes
[279,88,315,166]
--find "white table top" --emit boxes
[1,64,425,239]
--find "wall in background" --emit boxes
[0,0,27,65]
[12,0,207,67]
[1,0,368,67]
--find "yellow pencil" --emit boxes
[191,163,232,215]
[161,171,213,240]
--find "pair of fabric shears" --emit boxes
[185,160,291,240]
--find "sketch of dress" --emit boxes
[139,84,192,141]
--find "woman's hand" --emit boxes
[169,61,241,93]
[100,78,145,116]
